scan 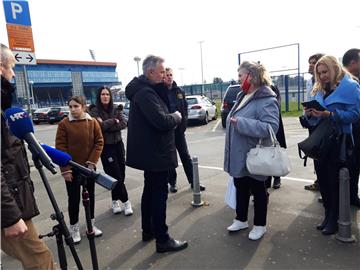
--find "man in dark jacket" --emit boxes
[343,48,360,207]
[125,55,188,253]
[1,44,55,269]
[164,67,205,193]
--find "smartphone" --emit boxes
[301,100,326,111]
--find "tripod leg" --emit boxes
[32,156,83,270]
[53,225,67,270]
[82,185,99,270]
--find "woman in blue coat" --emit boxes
[305,55,360,235]
[224,61,279,240]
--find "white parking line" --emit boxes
[184,164,314,183]
[212,120,221,132]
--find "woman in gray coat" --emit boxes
[224,61,279,240]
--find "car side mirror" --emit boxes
[211,101,216,105]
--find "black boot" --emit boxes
[316,209,329,230]
[272,177,281,189]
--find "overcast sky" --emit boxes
[1,0,359,86]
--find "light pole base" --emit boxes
[335,234,356,243]
[191,200,204,207]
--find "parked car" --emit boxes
[32,107,51,125]
[186,95,217,125]
[221,84,241,128]
[47,106,70,124]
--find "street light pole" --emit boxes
[133,56,141,76]
[178,67,185,86]
[198,41,205,94]
[29,80,34,109]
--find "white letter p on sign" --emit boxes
[10,2,22,20]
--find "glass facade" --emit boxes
[27,70,72,83]
[82,71,118,82]
[13,60,119,108]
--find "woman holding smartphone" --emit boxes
[305,55,360,235]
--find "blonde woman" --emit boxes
[305,55,360,235]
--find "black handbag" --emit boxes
[298,117,339,162]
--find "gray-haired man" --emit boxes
[125,55,188,253]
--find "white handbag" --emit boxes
[224,177,236,209]
[246,126,291,177]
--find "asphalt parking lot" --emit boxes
[2,117,360,269]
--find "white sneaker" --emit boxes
[227,219,248,232]
[91,219,103,237]
[69,223,81,244]
[248,226,266,240]
[124,201,133,216]
[112,200,122,214]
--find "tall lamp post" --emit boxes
[178,67,185,86]
[198,41,205,94]
[134,56,141,76]
[29,80,34,112]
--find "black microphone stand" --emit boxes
[78,174,99,270]
[28,144,83,270]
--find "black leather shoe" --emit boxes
[316,216,329,231]
[156,238,188,253]
[169,185,178,193]
[350,197,360,208]
[272,177,281,189]
[322,222,338,235]
[190,184,206,191]
[142,232,154,242]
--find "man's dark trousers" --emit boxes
[142,170,170,243]
[168,129,193,186]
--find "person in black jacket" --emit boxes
[342,48,360,207]
[1,43,55,269]
[164,67,205,193]
[125,55,188,253]
[90,87,133,215]
[265,84,287,189]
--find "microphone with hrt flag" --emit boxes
[5,107,57,174]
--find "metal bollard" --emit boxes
[191,156,204,207]
[335,168,355,243]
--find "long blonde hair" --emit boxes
[311,55,354,96]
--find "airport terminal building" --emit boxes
[13,59,121,108]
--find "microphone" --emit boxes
[5,108,57,174]
[41,144,117,191]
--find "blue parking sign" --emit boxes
[3,0,32,26]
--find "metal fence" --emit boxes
[181,73,308,112]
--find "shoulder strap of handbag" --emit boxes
[258,125,278,147]
[298,144,308,166]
